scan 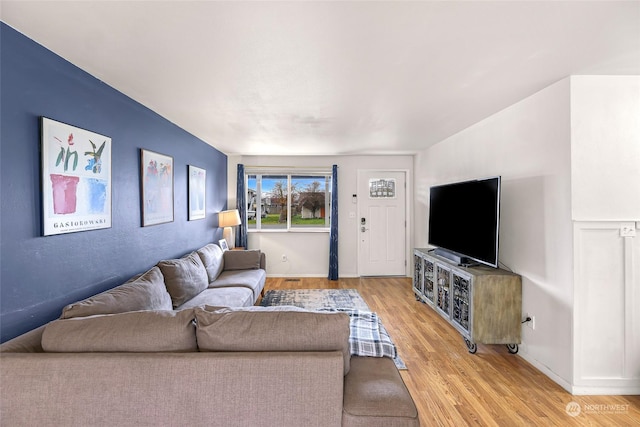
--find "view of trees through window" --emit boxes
[246,172,331,230]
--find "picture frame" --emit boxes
[188,165,206,220]
[219,239,229,252]
[41,117,112,236]
[141,149,174,226]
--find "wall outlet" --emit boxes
[281,254,287,262]
[620,224,636,237]
[525,313,536,330]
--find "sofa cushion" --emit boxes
[157,252,209,308]
[175,287,254,310]
[222,250,262,270]
[61,266,172,319]
[194,308,351,374]
[210,269,266,300]
[342,356,419,427]
[42,309,197,353]
[196,243,225,282]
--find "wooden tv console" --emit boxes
[413,248,522,354]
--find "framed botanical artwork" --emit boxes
[188,165,206,220]
[218,239,229,252]
[41,117,112,236]
[140,149,174,226]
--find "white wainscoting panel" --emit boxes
[573,221,640,395]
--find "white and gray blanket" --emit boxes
[319,308,397,359]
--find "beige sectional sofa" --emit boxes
[0,242,419,427]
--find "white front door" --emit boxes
[357,170,406,276]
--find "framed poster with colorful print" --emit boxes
[41,117,112,236]
[188,165,206,220]
[141,149,174,226]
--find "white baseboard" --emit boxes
[517,347,573,393]
[266,274,327,278]
[265,274,360,278]
[571,385,640,395]
[519,347,640,395]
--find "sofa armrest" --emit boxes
[1,352,342,427]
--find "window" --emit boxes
[369,178,396,198]
[246,169,331,231]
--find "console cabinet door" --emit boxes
[436,264,451,318]
[413,253,423,295]
[451,271,472,336]
[422,257,435,304]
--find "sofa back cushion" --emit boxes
[157,252,209,308]
[194,308,351,374]
[42,309,197,352]
[222,250,262,271]
[61,266,172,319]
[196,243,224,282]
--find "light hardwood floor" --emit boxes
[263,277,640,426]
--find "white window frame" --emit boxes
[245,168,332,232]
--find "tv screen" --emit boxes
[428,177,501,268]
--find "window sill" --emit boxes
[247,228,330,234]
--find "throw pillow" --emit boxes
[61,266,172,319]
[196,243,225,282]
[157,252,209,308]
[194,308,351,374]
[222,250,261,270]
[42,309,197,352]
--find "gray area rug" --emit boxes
[261,288,407,370]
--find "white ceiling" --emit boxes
[2,1,639,156]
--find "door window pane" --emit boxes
[369,178,396,198]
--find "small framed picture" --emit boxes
[188,165,206,221]
[219,239,229,252]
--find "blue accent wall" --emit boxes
[0,23,227,342]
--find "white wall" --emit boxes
[414,78,575,389]
[571,76,640,220]
[228,155,413,277]
[571,76,640,394]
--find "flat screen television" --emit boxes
[428,176,501,268]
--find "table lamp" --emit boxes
[219,209,241,249]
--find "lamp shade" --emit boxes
[219,209,241,227]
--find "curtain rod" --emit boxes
[244,166,334,172]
